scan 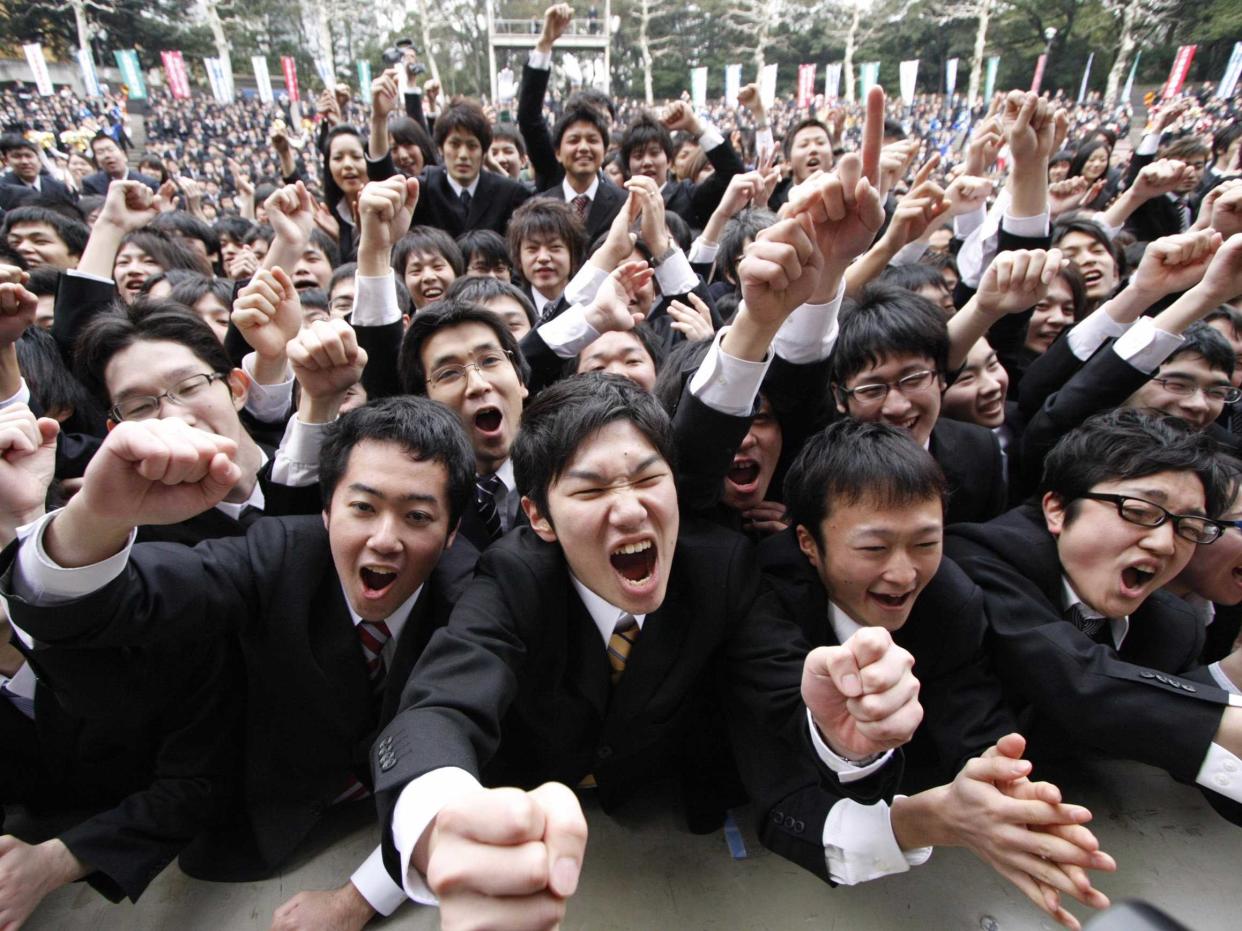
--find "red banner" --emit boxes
[281,55,300,103]
[1162,45,1198,100]
[797,64,817,108]
[161,50,191,100]
[1030,53,1048,94]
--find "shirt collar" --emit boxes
[570,573,647,647]
[340,582,424,645]
[531,288,553,315]
[493,457,515,492]
[827,599,865,646]
[446,173,480,199]
[215,449,269,520]
[1060,576,1129,649]
[562,175,599,202]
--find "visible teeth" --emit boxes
[613,540,652,556]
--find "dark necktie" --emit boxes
[572,193,590,220]
[538,296,562,325]
[0,679,35,720]
[356,619,393,692]
[1175,195,1191,232]
[1231,403,1242,437]
[1067,603,1112,645]
[459,189,472,214]
[476,473,504,541]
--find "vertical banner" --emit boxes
[1077,52,1094,104]
[860,62,881,98]
[252,56,274,103]
[204,58,222,102]
[945,58,958,98]
[22,44,54,96]
[281,56,301,103]
[1218,42,1242,99]
[1030,54,1048,94]
[357,60,373,95]
[1120,51,1142,105]
[984,56,1000,101]
[899,59,919,106]
[825,62,842,100]
[161,50,191,100]
[690,66,708,110]
[724,63,742,108]
[497,66,515,104]
[77,48,102,97]
[114,50,147,100]
[797,64,816,107]
[1162,45,1198,99]
[759,63,778,109]
[313,56,334,90]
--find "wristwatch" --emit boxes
[650,244,678,267]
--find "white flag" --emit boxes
[759,63,778,109]
[23,44,54,96]
[899,60,919,106]
[252,56,274,104]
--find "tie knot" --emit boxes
[477,474,503,496]
[572,193,590,218]
[1066,603,1110,642]
[358,619,393,650]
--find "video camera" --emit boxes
[381,39,426,78]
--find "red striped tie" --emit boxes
[357,619,393,692]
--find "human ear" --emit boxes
[521,495,558,543]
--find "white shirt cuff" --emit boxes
[66,268,115,286]
[392,767,483,904]
[652,249,699,298]
[957,190,1010,289]
[1136,133,1161,157]
[953,205,987,241]
[756,127,775,159]
[536,303,601,359]
[352,270,402,327]
[687,237,719,266]
[527,49,552,71]
[1197,742,1242,804]
[564,263,609,309]
[823,797,933,885]
[687,326,772,417]
[350,846,408,917]
[890,240,929,267]
[13,510,135,607]
[1111,316,1185,374]
[771,277,846,364]
[1210,662,1242,696]
[1092,212,1124,240]
[1001,210,1050,237]
[270,415,330,487]
[0,378,30,410]
[698,123,725,152]
[241,352,293,422]
[1066,306,1134,360]
[805,708,895,782]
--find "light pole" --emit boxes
[1032,26,1057,94]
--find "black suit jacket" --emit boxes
[945,505,1234,786]
[81,170,161,196]
[0,171,75,205]
[929,417,1007,525]
[410,166,532,238]
[536,180,625,245]
[759,529,1015,788]
[1123,149,1187,243]
[3,516,476,880]
[374,521,901,885]
[662,137,745,229]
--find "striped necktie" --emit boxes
[1067,603,1111,644]
[476,473,504,541]
[572,193,590,220]
[607,614,640,686]
[357,619,393,692]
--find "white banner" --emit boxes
[899,59,919,106]
[1077,52,1094,104]
[252,56,274,103]
[825,62,842,99]
[313,56,334,90]
[945,58,958,98]
[759,63,778,109]
[725,63,742,108]
[77,47,102,97]
[860,62,880,98]
[1218,42,1242,99]
[690,66,708,110]
[205,58,232,103]
[23,44,54,96]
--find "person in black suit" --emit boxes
[945,408,1242,824]
[81,133,160,197]
[0,206,88,272]
[2,398,481,930]
[939,337,1026,494]
[0,136,75,205]
[505,197,587,321]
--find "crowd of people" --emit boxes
[1,4,1242,929]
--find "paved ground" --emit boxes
[22,758,1242,930]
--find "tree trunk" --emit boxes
[1103,4,1140,108]
[412,0,443,86]
[966,0,992,105]
[843,2,860,102]
[204,0,235,98]
[639,0,654,105]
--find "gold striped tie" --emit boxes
[607,615,640,686]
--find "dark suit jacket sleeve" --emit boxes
[366,152,398,183]
[1016,327,1088,420]
[51,271,118,367]
[354,320,404,399]
[687,137,745,229]
[517,64,560,192]
[517,326,571,394]
[404,91,430,133]
[56,639,238,902]
[1019,345,1148,490]
[672,383,752,514]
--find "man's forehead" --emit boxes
[423,323,501,359]
[852,353,936,379]
[560,422,666,476]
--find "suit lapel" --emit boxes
[464,173,491,228]
[565,592,611,720]
[306,575,374,739]
[608,576,693,718]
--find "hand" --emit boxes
[1192,232,1242,305]
[226,245,259,281]
[884,159,948,248]
[232,267,304,359]
[0,282,37,347]
[0,266,26,286]
[316,88,341,127]
[974,248,1066,318]
[1130,229,1222,299]
[878,138,920,198]
[424,79,441,106]
[1150,97,1192,134]
[583,260,653,333]
[737,215,821,327]
[965,114,1004,178]
[178,175,205,210]
[737,83,764,117]
[313,200,340,243]
[538,4,574,52]
[96,179,159,233]
[264,181,315,248]
[801,626,922,759]
[626,175,670,258]
[666,293,715,341]
[334,84,351,110]
[661,100,703,137]
[1208,181,1242,237]
[1131,158,1194,203]
[0,837,87,931]
[228,158,255,198]
[944,174,994,218]
[741,500,787,536]
[425,783,586,931]
[0,404,58,534]
[154,178,179,213]
[1048,177,1100,218]
[358,176,420,251]
[288,319,368,404]
[270,883,374,931]
[270,124,291,154]
[371,69,400,121]
[716,171,771,220]
[1002,91,1064,166]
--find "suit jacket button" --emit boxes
[795,820,806,833]
[1140,671,1156,679]
[783,816,796,829]
[380,758,395,772]
[597,745,613,759]
[1156,674,1170,684]
[771,810,783,824]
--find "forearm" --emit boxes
[78,220,125,280]
[1098,188,1143,230]
[300,392,343,425]
[889,788,953,851]
[845,238,900,298]
[1006,159,1048,220]
[946,298,1000,371]
[357,229,393,278]
[369,114,390,162]
[1151,284,1223,336]
[0,344,20,402]
[277,147,297,180]
[262,232,305,274]
[720,307,780,363]
[250,350,290,386]
[41,503,134,569]
[1097,283,1161,326]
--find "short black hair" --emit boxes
[664,210,692,253]
[16,325,105,425]
[490,123,526,158]
[167,273,234,314]
[879,263,950,299]
[89,131,123,158]
[433,100,493,152]
[506,198,586,279]
[392,226,465,279]
[1052,214,1127,282]
[318,396,475,531]
[1,206,89,257]
[882,118,907,141]
[390,116,439,167]
[1212,122,1242,160]
[150,210,221,258]
[571,324,667,380]
[306,227,341,269]
[551,104,610,151]
[1042,408,1230,519]
[0,134,37,156]
[620,113,674,170]
[456,229,510,272]
[214,215,256,244]
[1165,321,1235,377]
[398,299,530,394]
[1206,304,1242,340]
[715,208,776,285]
[511,373,677,523]
[565,88,617,122]
[119,228,214,276]
[785,419,947,547]
[830,283,950,391]
[74,300,234,409]
[784,119,831,160]
[445,276,537,327]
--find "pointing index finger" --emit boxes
[862,86,884,187]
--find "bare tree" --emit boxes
[1101,0,1178,107]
